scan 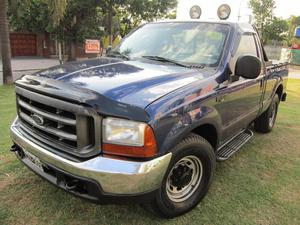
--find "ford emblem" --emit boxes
[32,114,44,126]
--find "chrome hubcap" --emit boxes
[166,155,203,203]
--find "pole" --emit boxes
[108,1,113,47]
[0,38,2,85]
[0,0,13,85]
[58,41,63,65]
[0,69,3,86]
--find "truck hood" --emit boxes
[34,58,204,108]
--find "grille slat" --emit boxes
[19,111,77,141]
[15,86,100,159]
[18,97,76,126]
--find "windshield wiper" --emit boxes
[142,55,193,68]
[107,50,130,60]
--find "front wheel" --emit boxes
[254,94,279,133]
[146,134,216,218]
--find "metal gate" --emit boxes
[10,33,37,57]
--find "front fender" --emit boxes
[146,78,223,155]
[150,103,222,155]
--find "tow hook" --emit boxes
[66,179,80,191]
[10,144,25,158]
[10,144,18,152]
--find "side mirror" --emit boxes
[235,55,261,79]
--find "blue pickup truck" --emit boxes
[10,20,288,217]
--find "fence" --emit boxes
[264,45,283,61]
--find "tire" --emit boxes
[254,94,279,133]
[146,134,216,218]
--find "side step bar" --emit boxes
[217,129,253,161]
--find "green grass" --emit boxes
[1,80,300,225]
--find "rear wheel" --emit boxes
[146,134,215,218]
[254,94,279,133]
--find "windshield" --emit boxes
[115,22,230,67]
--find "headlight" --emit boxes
[102,117,157,158]
[102,118,157,158]
[103,117,146,146]
[217,4,231,20]
[190,5,202,19]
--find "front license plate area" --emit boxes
[23,149,44,171]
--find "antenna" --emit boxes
[238,0,242,21]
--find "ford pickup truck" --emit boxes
[10,20,288,217]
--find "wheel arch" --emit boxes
[173,119,221,153]
[191,124,218,150]
[275,83,284,101]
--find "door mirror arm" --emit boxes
[229,74,240,82]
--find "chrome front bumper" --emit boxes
[10,119,172,195]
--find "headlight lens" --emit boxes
[190,5,202,19]
[217,4,231,20]
[103,117,146,146]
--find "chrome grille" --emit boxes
[15,87,101,158]
[18,95,78,148]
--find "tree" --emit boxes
[51,0,105,61]
[286,16,300,46]
[9,0,51,33]
[47,0,68,28]
[9,0,178,61]
[103,0,178,44]
[10,0,104,61]
[264,17,288,44]
[0,0,13,85]
[249,0,276,44]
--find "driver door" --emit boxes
[216,33,264,142]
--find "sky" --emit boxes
[275,0,300,19]
[177,0,300,21]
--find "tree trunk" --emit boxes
[67,41,76,62]
[0,0,13,85]
[108,2,113,46]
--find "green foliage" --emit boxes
[47,0,68,28]
[8,0,177,60]
[249,0,292,45]
[9,0,177,43]
[130,0,177,30]
[126,0,177,21]
[104,0,178,37]
[50,0,105,43]
[249,0,276,44]
[9,0,105,42]
[286,16,300,46]
[9,0,67,32]
[263,17,289,44]
[9,0,51,33]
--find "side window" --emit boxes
[230,34,258,74]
